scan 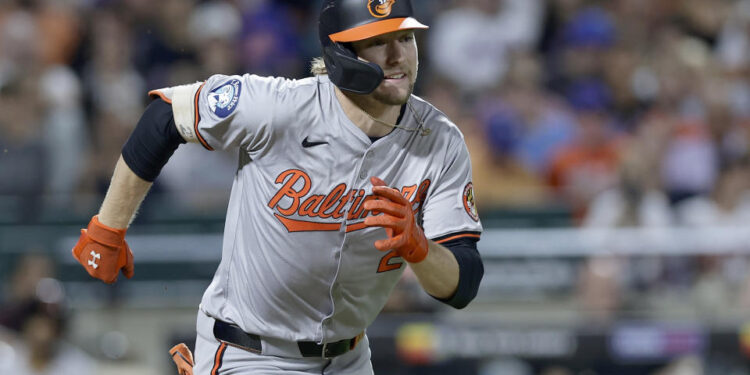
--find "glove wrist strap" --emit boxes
[87,215,127,247]
[404,232,428,263]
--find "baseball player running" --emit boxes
[71,0,484,373]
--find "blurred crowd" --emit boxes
[0,254,94,375]
[444,0,750,228]
[0,0,749,227]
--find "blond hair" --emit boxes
[310,57,327,75]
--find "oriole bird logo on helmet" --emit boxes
[368,0,396,18]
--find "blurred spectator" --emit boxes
[679,0,730,45]
[1,253,55,308]
[675,157,750,226]
[0,3,38,87]
[420,77,551,209]
[1,253,58,334]
[466,131,549,208]
[420,76,466,123]
[478,52,577,176]
[187,1,242,78]
[716,0,750,72]
[40,65,87,199]
[0,253,93,375]
[418,76,546,210]
[673,157,749,318]
[239,2,305,77]
[0,1,87,211]
[428,0,544,93]
[548,79,622,220]
[580,109,675,314]
[78,111,135,196]
[583,110,674,228]
[129,0,197,89]
[465,114,551,208]
[546,6,615,93]
[34,0,82,68]
[0,71,47,221]
[719,79,750,162]
[0,299,94,375]
[82,9,145,125]
[659,103,720,204]
[601,44,652,128]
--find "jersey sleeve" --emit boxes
[421,134,483,243]
[149,74,285,152]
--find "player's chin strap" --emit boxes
[365,99,431,136]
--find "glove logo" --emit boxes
[463,182,479,222]
[368,0,395,18]
[88,250,101,269]
[208,79,241,118]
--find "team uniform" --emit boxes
[149,73,482,373]
[71,1,484,374]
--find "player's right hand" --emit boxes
[71,215,134,284]
[364,177,429,263]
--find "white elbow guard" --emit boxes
[148,82,203,143]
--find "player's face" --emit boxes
[351,30,418,105]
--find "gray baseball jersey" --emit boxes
[150,74,482,344]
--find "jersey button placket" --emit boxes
[359,151,375,180]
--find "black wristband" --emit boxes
[121,99,186,182]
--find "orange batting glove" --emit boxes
[169,343,194,375]
[71,215,134,284]
[363,176,429,263]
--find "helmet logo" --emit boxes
[368,0,395,18]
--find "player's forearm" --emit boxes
[408,240,459,299]
[97,155,153,228]
[97,98,183,228]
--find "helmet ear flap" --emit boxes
[323,42,383,94]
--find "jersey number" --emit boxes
[377,251,403,273]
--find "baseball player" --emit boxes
[71,0,484,374]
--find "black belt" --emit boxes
[213,319,363,358]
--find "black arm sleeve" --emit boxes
[121,98,186,182]
[431,236,484,309]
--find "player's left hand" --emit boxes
[363,176,428,263]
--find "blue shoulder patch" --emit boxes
[208,79,241,118]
